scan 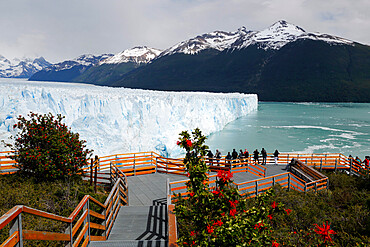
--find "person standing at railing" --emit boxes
[226,152,232,168]
[244,149,249,165]
[207,150,214,166]
[253,149,259,164]
[362,156,369,169]
[215,149,221,166]
[232,149,238,163]
[273,149,280,165]
[238,149,244,165]
[355,156,362,166]
[261,148,267,165]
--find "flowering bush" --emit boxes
[6,112,92,181]
[174,128,285,246]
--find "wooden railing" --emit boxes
[82,152,266,178]
[0,151,16,174]
[0,163,128,247]
[2,152,365,176]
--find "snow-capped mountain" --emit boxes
[100,46,162,65]
[29,54,114,82]
[161,28,249,56]
[162,20,354,56]
[44,54,113,72]
[0,56,51,78]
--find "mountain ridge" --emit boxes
[27,20,370,102]
[0,56,51,78]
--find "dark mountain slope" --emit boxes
[74,62,140,85]
[111,40,370,102]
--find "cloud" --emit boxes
[0,0,368,63]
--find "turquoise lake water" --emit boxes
[207,102,370,160]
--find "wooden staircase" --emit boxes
[89,205,168,247]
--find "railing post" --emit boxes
[255,181,258,196]
[287,154,289,165]
[166,178,171,205]
[304,183,307,193]
[334,159,337,172]
[272,177,275,186]
[315,182,317,193]
[349,158,353,174]
[110,162,113,187]
[94,155,99,171]
[103,205,107,240]
[288,173,291,191]
[320,158,323,172]
[83,200,90,243]
[94,166,98,193]
[90,158,93,186]
[133,154,136,176]
[155,157,158,173]
[311,154,313,166]
[326,179,329,190]
[69,222,73,246]
[10,213,23,247]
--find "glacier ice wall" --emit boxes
[0,79,258,157]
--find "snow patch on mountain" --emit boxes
[162,20,354,56]
[101,46,162,64]
[44,54,113,72]
[161,28,248,56]
[0,56,51,78]
[0,79,258,157]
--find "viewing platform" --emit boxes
[0,151,366,247]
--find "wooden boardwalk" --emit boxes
[126,163,287,206]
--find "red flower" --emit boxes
[212,190,220,196]
[189,192,194,197]
[190,231,196,237]
[285,208,292,215]
[176,141,181,145]
[186,139,192,147]
[272,240,279,247]
[206,225,214,234]
[314,221,336,243]
[254,222,264,230]
[213,219,223,226]
[229,200,238,208]
[217,170,233,183]
[229,208,237,217]
[271,201,277,209]
[267,214,273,220]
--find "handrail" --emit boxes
[2,151,362,178]
[0,165,128,246]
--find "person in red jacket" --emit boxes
[362,156,369,169]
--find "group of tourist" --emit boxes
[351,155,370,169]
[206,148,281,166]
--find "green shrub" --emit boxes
[6,112,92,181]
[175,128,286,246]
[0,173,107,246]
[264,171,370,246]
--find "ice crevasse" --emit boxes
[0,80,258,157]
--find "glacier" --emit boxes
[0,79,258,157]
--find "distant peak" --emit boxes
[237,26,251,35]
[269,20,306,33]
[100,46,162,65]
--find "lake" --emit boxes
[207,102,370,160]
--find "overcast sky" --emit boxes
[1,0,369,63]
